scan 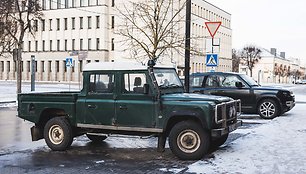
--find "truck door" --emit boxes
[115,72,157,128]
[84,73,115,125]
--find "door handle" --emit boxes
[88,104,97,109]
[119,105,128,110]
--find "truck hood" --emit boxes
[253,85,290,92]
[161,93,232,103]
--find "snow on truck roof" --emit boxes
[83,62,175,71]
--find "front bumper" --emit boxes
[285,100,295,111]
[211,120,242,137]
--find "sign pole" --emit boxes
[31,55,35,91]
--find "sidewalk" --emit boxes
[0,81,81,104]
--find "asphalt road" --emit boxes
[0,84,303,173]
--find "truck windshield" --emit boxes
[241,74,259,86]
[153,69,183,88]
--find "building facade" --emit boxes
[240,48,305,84]
[0,0,232,82]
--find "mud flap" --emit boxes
[31,126,43,141]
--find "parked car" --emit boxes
[18,62,241,160]
[190,72,295,119]
[295,79,302,84]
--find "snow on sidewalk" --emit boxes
[0,81,80,104]
[186,104,306,174]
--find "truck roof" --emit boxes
[83,62,175,71]
[83,62,146,71]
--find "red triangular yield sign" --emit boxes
[205,21,222,38]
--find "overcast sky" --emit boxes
[208,0,306,62]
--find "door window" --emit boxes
[123,73,146,94]
[220,75,245,88]
[89,74,114,93]
[205,75,223,88]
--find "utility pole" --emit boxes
[184,0,191,93]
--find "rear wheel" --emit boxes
[86,134,107,142]
[257,99,279,119]
[44,117,73,151]
[169,121,210,160]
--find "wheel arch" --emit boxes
[37,108,69,129]
[163,112,208,137]
[257,96,282,114]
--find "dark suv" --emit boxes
[190,72,295,119]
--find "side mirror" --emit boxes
[235,81,243,88]
[143,84,150,94]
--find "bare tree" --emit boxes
[115,0,187,63]
[232,49,240,72]
[239,45,262,77]
[0,0,42,93]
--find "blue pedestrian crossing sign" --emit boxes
[66,57,73,67]
[206,54,218,67]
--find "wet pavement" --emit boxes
[0,106,260,174]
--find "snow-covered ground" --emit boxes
[186,103,306,174]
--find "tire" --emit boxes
[86,134,107,142]
[44,117,73,151]
[211,133,228,149]
[169,121,210,160]
[257,99,279,119]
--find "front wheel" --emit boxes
[257,99,279,119]
[44,117,73,151]
[169,121,210,160]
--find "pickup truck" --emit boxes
[190,72,295,119]
[18,61,241,160]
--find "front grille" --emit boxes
[215,100,241,126]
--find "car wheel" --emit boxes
[44,117,73,151]
[257,99,279,119]
[86,134,107,142]
[169,121,210,160]
[211,133,228,149]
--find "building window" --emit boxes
[64,39,68,51]
[49,61,52,73]
[49,0,52,9]
[111,38,114,51]
[72,0,76,7]
[28,41,31,52]
[96,16,100,29]
[42,0,46,10]
[72,39,75,51]
[96,38,100,50]
[80,0,85,7]
[80,39,83,50]
[112,0,115,7]
[65,0,68,8]
[41,19,45,31]
[72,17,75,29]
[88,16,92,29]
[50,40,53,51]
[57,0,61,9]
[34,20,38,31]
[41,61,45,72]
[35,41,38,51]
[64,18,68,30]
[80,17,83,29]
[57,40,60,51]
[88,38,91,50]
[49,19,52,31]
[42,40,45,51]
[56,18,60,30]
[56,61,59,72]
[111,16,114,29]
